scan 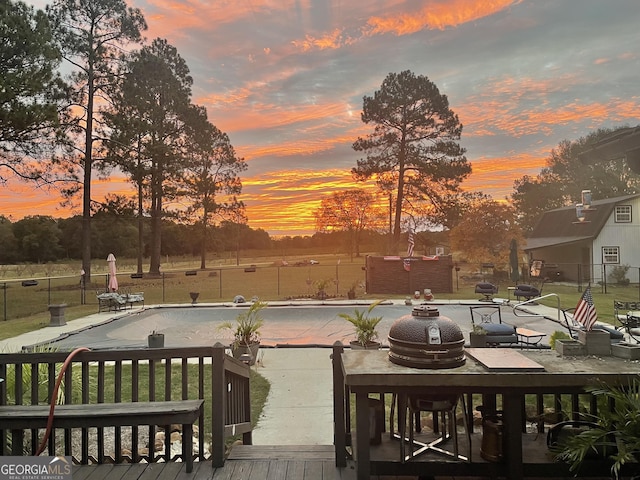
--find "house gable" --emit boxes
[525,194,640,251]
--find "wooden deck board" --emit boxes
[228,444,335,461]
[73,445,489,480]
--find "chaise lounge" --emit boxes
[513,284,541,301]
[97,291,144,312]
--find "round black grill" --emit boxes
[388,306,466,369]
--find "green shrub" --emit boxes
[549,330,570,350]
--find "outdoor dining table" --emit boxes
[336,347,640,480]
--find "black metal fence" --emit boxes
[0,262,367,322]
[2,260,639,322]
[456,261,640,294]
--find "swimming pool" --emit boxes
[35,301,542,350]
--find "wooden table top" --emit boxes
[516,327,545,337]
[341,348,639,389]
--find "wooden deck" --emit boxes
[71,443,616,480]
[72,445,417,480]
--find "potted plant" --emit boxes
[552,378,640,478]
[347,282,359,300]
[148,330,165,348]
[218,301,266,365]
[469,324,487,348]
[339,300,384,349]
[315,279,332,300]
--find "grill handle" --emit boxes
[419,349,450,358]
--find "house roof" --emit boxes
[524,194,640,251]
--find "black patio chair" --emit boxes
[475,282,498,302]
[513,284,541,301]
[469,305,517,346]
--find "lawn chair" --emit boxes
[96,291,127,312]
[469,305,517,346]
[513,284,541,301]
[613,301,640,343]
[475,282,498,302]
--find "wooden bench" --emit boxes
[0,399,203,472]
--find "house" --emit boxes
[524,194,640,284]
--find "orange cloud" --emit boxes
[291,28,356,52]
[286,0,521,53]
[240,169,380,233]
[457,73,640,138]
[466,153,547,200]
[365,0,520,36]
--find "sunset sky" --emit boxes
[4,0,640,236]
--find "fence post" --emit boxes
[332,341,347,467]
[211,343,226,467]
[2,283,6,321]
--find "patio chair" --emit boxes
[469,305,517,346]
[611,301,640,343]
[561,308,624,343]
[513,284,541,301]
[475,282,498,302]
[614,300,640,327]
[96,291,128,312]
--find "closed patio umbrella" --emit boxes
[107,253,118,292]
[509,239,520,283]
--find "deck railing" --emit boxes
[0,343,251,467]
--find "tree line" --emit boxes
[0,211,396,265]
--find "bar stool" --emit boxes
[392,393,471,463]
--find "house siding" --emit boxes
[592,196,640,283]
[525,194,640,284]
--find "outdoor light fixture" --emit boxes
[574,203,590,224]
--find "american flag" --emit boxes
[407,231,414,257]
[574,286,597,331]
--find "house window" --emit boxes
[602,246,620,264]
[614,205,632,223]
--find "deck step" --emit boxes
[228,444,335,461]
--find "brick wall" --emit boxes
[365,255,453,295]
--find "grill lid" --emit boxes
[388,306,466,369]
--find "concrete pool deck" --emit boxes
[0,299,577,446]
[4,299,570,352]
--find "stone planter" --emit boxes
[231,342,260,365]
[469,333,487,348]
[350,340,381,350]
[556,339,586,356]
[148,333,165,348]
[48,304,67,327]
[578,329,611,356]
[611,342,640,360]
[190,291,199,305]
